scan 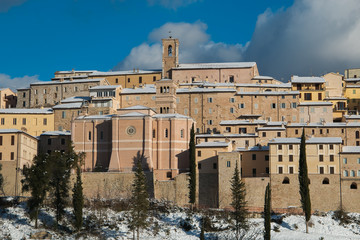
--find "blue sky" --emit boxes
[1,0,360,89]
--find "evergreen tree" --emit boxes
[298,129,311,233]
[189,123,196,205]
[22,153,50,228]
[0,164,4,196]
[230,161,248,240]
[129,157,149,240]
[264,183,271,240]
[200,219,205,240]
[72,165,83,231]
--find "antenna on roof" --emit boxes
[169,31,172,39]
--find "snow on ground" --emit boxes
[0,200,359,239]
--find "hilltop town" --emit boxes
[0,37,359,215]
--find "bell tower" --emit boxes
[162,36,179,79]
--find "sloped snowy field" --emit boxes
[0,200,360,239]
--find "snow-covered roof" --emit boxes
[61,96,91,103]
[237,146,269,151]
[345,85,360,88]
[306,137,342,144]
[152,113,191,119]
[196,133,257,138]
[196,141,230,148]
[121,85,156,94]
[341,146,360,153]
[257,127,286,131]
[90,85,122,90]
[120,105,154,111]
[344,115,360,119]
[31,78,104,86]
[324,97,347,100]
[298,102,333,106]
[288,122,351,127]
[220,120,266,125]
[53,102,83,109]
[344,78,360,82]
[118,112,148,117]
[269,138,301,144]
[0,108,53,114]
[89,70,161,76]
[173,62,256,70]
[266,121,287,126]
[76,115,113,120]
[52,75,89,80]
[252,76,274,80]
[236,83,291,88]
[291,76,325,84]
[0,129,23,134]
[236,91,299,96]
[55,70,97,74]
[41,131,71,136]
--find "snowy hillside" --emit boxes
[0,199,360,239]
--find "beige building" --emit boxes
[298,102,333,123]
[0,129,38,196]
[72,105,194,180]
[291,76,325,102]
[0,108,54,136]
[0,88,16,109]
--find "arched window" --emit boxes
[322,178,329,184]
[351,182,357,189]
[356,131,360,139]
[168,45,173,56]
[282,177,290,184]
[351,170,355,177]
[166,107,169,113]
[160,87,163,93]
[344,170,349,177]
[160,108,163,114]
[167,87,170,93]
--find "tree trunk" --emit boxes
[306,220,308,233]
[137,227,139,240]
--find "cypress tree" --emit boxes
[0,164,4,196]
[264,183,271,240]
[189,123,196,205]
[299,129,311,233]
[72,165,83,231]
[129,157,149,240]
[230,161,248,240]
[22,153,50,228]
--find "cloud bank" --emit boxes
[0,74,40,91]
[115,0,360,80]
[0,0,27,13]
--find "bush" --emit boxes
[179,218,192,232]
[333,208,351,225]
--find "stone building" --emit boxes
[72,105,194,180]
[0,108,54,136]
[0,129,38,196]
[0,88,16,109]
[38,131,71,154]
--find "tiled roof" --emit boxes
[173,62,256,70]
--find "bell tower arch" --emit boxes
[162,37,179,79]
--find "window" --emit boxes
[239,128,247,134]
[43,118,47,126]
[344,170,349,177]
[22,101,26,107]
[11,152,14,160]
[139,77,142,84]
[0,152,2,160]
[229,98,235,103]
[319,155,324,162]
[74,86,78,92]
[252,154,256,160]
[245,140,249,146]
[226,127,231,133]
[271,103,276,109]
[0,136,2,145]
[292,102,297,108]
[153,76,156,82]
[265,155,269,161]
[330,144,334,150]
[319,144,323,150]
[194,98,198,103]
[330,155,334,162]
[34,89,38,94]
[213,163,217,169]
[198,163,201,169]
[319,166,324,174]
[252,168,256,177]
[229,76,234,83]
[358,158,360,164]
[330,166,335,174]
[262,132,266,137]
[278,155,283,162]
[304,93,312,100]
[278,145,282,150]
[351,170,355,177]
[239,103,245,108]
[356,131,360,139]
[351,182,357,189]
[318,93,322,100]
[197,150,201,157]
[266,167,269,174]
[282,177,289,184]
[62,111,66,119]
[278,166,283,174]
[289,166,294,174]
[0,118,4,125]
[180,129,184,138]
[230,108,234,113]
[207,97,213,103]
[343,158,347,164]
[295,129,299,135]
[209,108,212,114]
[227,161,231,167]
[322,178,329,184]
[281,103,286,108]
[165,129,168,138]
[289,155,293,162]
[127,78,130,83]
[11,136,14,145]
[277,132,281,137]
[61,138,66,145]
[208,120,213,125]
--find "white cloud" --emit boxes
[0,74,40,91]
[113,21,246,71]
[245,0,360,80]
[0,0,27,13]
[147,0,199,10]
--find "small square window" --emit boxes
[197,151,201,157]
[227,161,231,167]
